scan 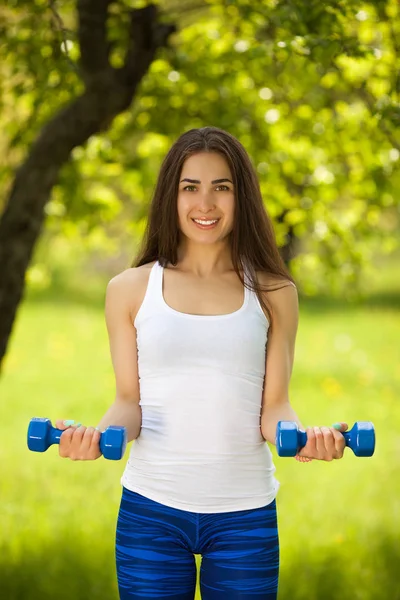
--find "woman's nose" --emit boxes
[197,193,216,209]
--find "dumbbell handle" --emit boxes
[46,426,70,447]
[296,429,353,449]
[49,426,113,452]
[276,421,375,457]
[27,418,127,460]
[31,424,112,454]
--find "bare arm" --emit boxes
[260,283,304,445]
[96,271,142,443]
[56,270,142,460]
[259,283,348,462]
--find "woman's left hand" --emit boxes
[295,423,348,462]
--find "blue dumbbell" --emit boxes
[276,421,375,457]
[27,417,127,460]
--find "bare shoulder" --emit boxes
[107,260,156,290]
[106,261,157,322]
[255,271,298,322]
[255,270,297,293]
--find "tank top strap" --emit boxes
[242,261,254,302]
[152,260,164,307]
[242,262,268,324]
[133,261,162,327]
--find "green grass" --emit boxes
[1,251,399,599]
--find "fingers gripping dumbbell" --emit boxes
[27,418,127,460]
[276,421,375,457]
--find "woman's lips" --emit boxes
[191,219,220,230]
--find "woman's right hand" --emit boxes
[55,420,102,460]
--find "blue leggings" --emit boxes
[115,486,279,599]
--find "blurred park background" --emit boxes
[0,1,399,599]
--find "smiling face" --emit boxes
[177,152,235,246]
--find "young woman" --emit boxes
[56,126,347,599]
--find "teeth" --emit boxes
[193,219,218,225]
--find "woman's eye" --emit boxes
[183,185,229,191]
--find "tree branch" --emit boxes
[119,4,177,88]
[77,0,113,85]
[49,0,78,73]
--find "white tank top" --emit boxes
[121,260,279,512]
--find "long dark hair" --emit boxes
[131,126,296,328]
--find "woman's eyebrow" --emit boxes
[180,178,233,184]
